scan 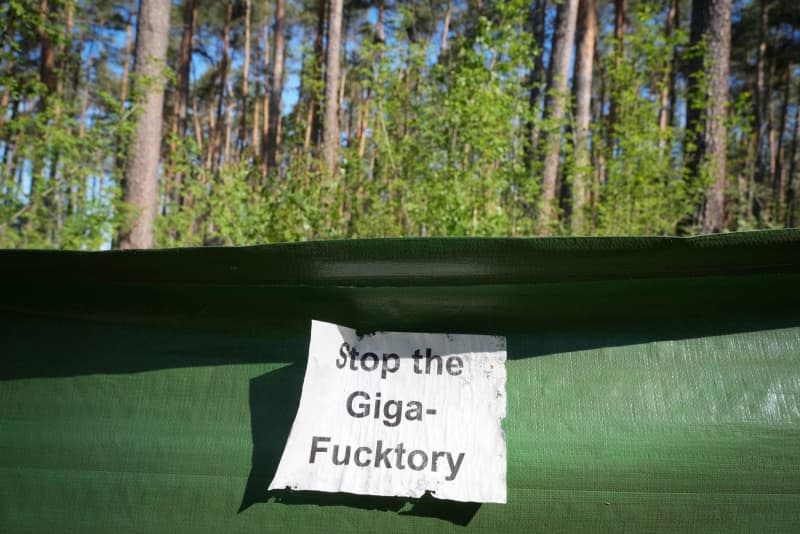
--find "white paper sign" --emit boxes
[269,320,507,503]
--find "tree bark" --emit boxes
[686,0,732,233]
[239,0,251,151]
[774,70,790,217]
[356,3,385,160]
[525,0,547,166]
[120,12,135,107]
[537,0,579,234]
[606,0,627,145]
[37,0,57,110]
[175,0,196,139]
[252,89,260,156]
[306,0,327,151]
[260,24,270,172]
[165,0,196,201]
[265,0,286,176]
[55,0,74,113]
[440,0,453,54]
[571,0,597,234]
[193,95,204,153]
[658,0,678,137]
[224,78,235,164]
[323,0,344,176]
[614,0,627,58]
[113,13,134,180]
[786,96,800,227]
[0,55,11,132]
[667,0,680,131]
[212,0,233,170]
[754,0,770,202]
[118,0,172,249]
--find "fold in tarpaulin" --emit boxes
[1,230,799,532]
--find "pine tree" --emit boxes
[119,0,172,249]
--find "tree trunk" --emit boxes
[252,89,260,156]
[306,0,327,151]
[55,0,74,115]
[667,0,680,131]
[756,0,770,187]
[29,0,58,220]
[265,0,286,176]
[120,13,135,107]
[174,0,196,140]
[592,42,607,218]
[754,0,770,206]
[613,0,627,59]
[212,0,233,170]
[537,0,579,234]
[525,0,547,166]
[356,3,385,160]
[606,0,627,146]
[338,64,348,145]
[239,0,251,151]
[114,13,134,180]
[323,0,344,176]
[118,0,172,249]
[0,52,12,132]
[440,0,453,55]
[571,0,597,234]
[193,94,204,153]
[165,0,196,202]
[260,24,270,173]
[774,70,790,218]
[78,57,91,140]
[224,78,235,164]
[37,0,57,111]
[658,0,678,137]
[786,96,800,227]
[686,0,732,233]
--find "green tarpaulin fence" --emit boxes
[2,230,799,532]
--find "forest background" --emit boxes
[0,0,798,249]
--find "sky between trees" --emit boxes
[1,0,799,249]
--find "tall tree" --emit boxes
[606,0,627,145]
[211,0,233,170]
[264,0,286,176]
[787,98,800,227]
[260,23,270,169]
[173,0,196,140]
[440,0,453,54]
[305,0,327,151]
[37,0,57,110]
[537,0,579,233]
[754,0,770,204]
[113,4,136,180]
[118,0,172,249]
[165,0,196,199]
[525,0,547,164]
[239,0,251,150]
[323,0,344,176]
[571,0,597,233]
[658,0,679,137]
[686,0,733,233]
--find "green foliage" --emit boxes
[154,0,535,245]
[592,3,696,236]
[0,92,126,249]
[1,0,798,249]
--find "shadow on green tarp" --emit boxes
[238,364,481,526]
[3,310,798,381]
[2,303,796,527]
[2,233,800,531]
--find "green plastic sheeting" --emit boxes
[2,230,799,532]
